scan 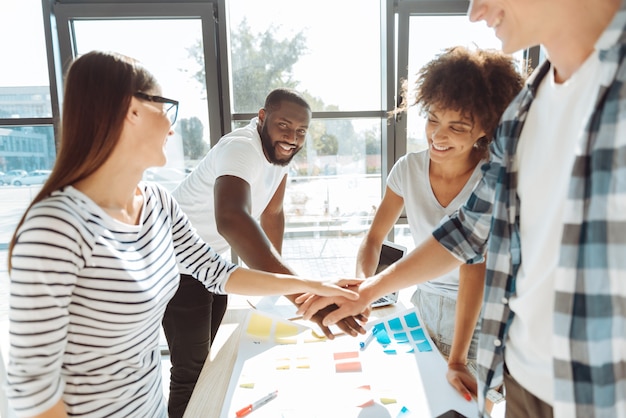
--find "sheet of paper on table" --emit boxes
[220,307,479,418]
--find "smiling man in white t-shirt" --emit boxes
[164,88,365,417]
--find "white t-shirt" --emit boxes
[172,117,288,260]
[387,149,485,296]
[508,49,603,405]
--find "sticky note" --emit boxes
[410,328,426,342]
[303,330,326,343]
[276,357,291,370]
[334,351,359,360]
[397,406,411,417]
[275,336,298,345]
[380,397,397,404]
[373,323,386,333]
[246,312,272,337]
[404,312,420,327]
[296,357,311,369]
[275,321,299,338]
[335,361,362,373]
[392,332,409,342]
[375,328,391,345]
[388,317,403,331]
[358,399,375,408]
[311,329,327,339]
[416,340,432,352]
[353,385,373,407]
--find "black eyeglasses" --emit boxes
[134,92,179,125]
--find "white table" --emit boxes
[183,292,483,418]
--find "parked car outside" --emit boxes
[11,170,51,186]
[0,169,27,185]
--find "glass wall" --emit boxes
[52,2,222,192]
[226,0,382,113]
[226,0,389,266]
[70,18,210,190]
[0,0,536,276]
[404,15,525,154]
[0,0,55,252]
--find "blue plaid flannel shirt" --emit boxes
[433,4,626,417]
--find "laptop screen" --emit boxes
[375,241,407,274]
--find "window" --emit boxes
[53,2,222,191]
[225,0,391,269]
[0,0,55,253]
[0,0,535,276]
[392,1,531,248]
[226,0,383,113]
[404,15,525,154]
[0,1,50,119]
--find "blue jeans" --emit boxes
[410,287,479,361]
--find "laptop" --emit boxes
[370,240,407,308]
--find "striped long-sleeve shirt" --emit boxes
[6,182,238,417]
[433,4,626,417]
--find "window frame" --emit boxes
[49,0,224,144]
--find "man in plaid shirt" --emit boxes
[298,1,625,416]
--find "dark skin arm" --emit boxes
[214,174,365,338]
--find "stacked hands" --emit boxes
[297,278,373,328]
[298,278,371,339]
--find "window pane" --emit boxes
[227,0,382,112]
[72,19,210,185]
[0,125,56,244]
[406,16,524,153]
[279,118,382,233]
[0,0,51,118]
[393,224,415,251]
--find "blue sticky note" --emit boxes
[404,312,420,328]
[416,340,432,352]
[388,317,403,331]
[410,328,426,342]
[396,406,411,417]
[374,328,391,345]
[392,332,409,342]
[383,349,397,355]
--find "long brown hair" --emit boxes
[8,51,158,270]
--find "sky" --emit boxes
[0,0,508,109]
[0,0,49,87]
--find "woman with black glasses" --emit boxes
[4,50,358,418]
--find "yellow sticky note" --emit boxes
[275,322,300,338]
[276,357,291,370]
[304,329,327,343]
[246,312,272,337]
[295,357,310,369]
[275,336,298,345]
[380,397,397,405]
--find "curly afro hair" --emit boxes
[395,45,526,156]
